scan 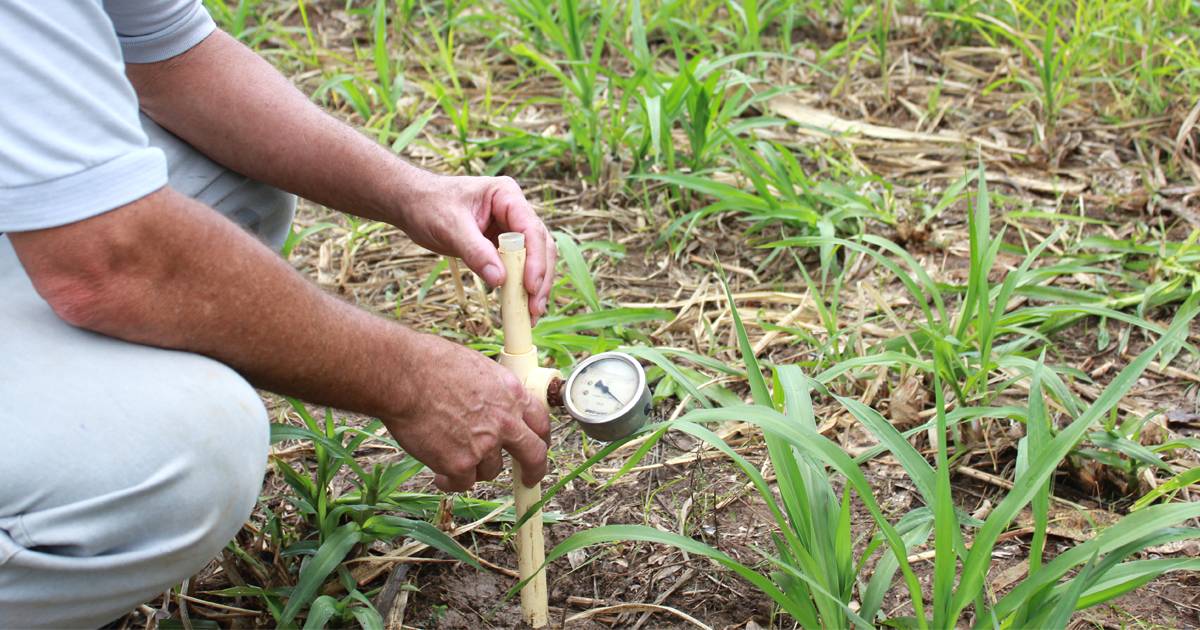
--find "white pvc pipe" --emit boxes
[499,232,525,252]
[499,235,533,357]
[497,232,550,628]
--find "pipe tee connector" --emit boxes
[498,348,563,409]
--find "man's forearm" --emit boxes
[126,30,421,224]
[10,188,428,421]
[12,188,552,489]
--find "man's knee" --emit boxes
[161,356,269,550]
[0,355,269,628]
[14,353,267,553]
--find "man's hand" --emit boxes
[127,32,556,319]
[394,175,556,320]
[387,334,550,491]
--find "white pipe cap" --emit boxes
[499,232,525,252]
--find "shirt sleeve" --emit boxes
[104,0,217,63]
[0,1,167,233]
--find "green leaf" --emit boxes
[417,258,449,304]
[281,522,362,625]
[990,507,1200,620]
[1025,363,1051,575]
[623,346,714,408]
[371,0,391,103]
[719,271,771,406]
[954,299,1200,620]
[600,424,670,488]
[281,222,340,258]
[1085,431,1171,473]
[351,603,385,630]
[553,230,600,311]
[642,172,765,209]
[837,395,936,504]
[861,510,934,620]
[205,585,278,598]
[1043,553,1099,629]
[1075,558,1200,608]
[271,423,369,481]
[534,308,671,335]
[391,107,436,153]
[362,515,480,569]
[160,621,221,630]
[302,595,340,630]
[1132,466,1200,511]
[678,406,929,627]
[930,368,959,629]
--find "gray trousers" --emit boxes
[0,117,296,628]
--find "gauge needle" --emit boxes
[594,380,623,404]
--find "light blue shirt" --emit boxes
[0,1,215,232]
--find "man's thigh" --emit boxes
[142,113,297,250]
[0,236,270,628]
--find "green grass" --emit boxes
[543,265,1200,629]
[193,1,1200,628]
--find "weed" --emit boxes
[542,274,1200,629]
[220,401,490,627]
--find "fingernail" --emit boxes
[483,264,502,287]
[538,297,548,315]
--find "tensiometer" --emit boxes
[561,352,651,441]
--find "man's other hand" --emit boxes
[383,333,551,492]
[395,175,555,320]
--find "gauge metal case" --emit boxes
[563,352,651,441]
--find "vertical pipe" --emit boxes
[499,232,533,355]
[497,232,550,628]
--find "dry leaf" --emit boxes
[1175,96,1200,159]
[768,95,966,144]
[567,548,588,570]
[1016,506,1121,543]
[888,372,928,429]
[317,238,336,286]
[990,560,1029,592]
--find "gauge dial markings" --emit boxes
[569,357,640,420]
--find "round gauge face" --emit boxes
[568,356,641,421]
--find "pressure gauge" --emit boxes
[562,352,652,441]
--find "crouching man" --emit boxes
[0,2,555,626]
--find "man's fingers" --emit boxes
[522,223,548,318]
[435,454,477,493]
[434,472,474,493]
[503,424,548,487]
[538,229,556,312]
[525,226,554,319]
[476,451,503,482]
[490,179,548,316]
[524,393,551,445]
[460,229,506,288]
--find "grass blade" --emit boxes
[952,297,1199,619]
[281,522,362,625]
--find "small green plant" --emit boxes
[206,0,263,42]
[773,167,1194,410]
[215,401,488,628]
[185,1,1200,626]
[500,0,620,182]
[653,136,893,251]
[935,0,1116,144]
